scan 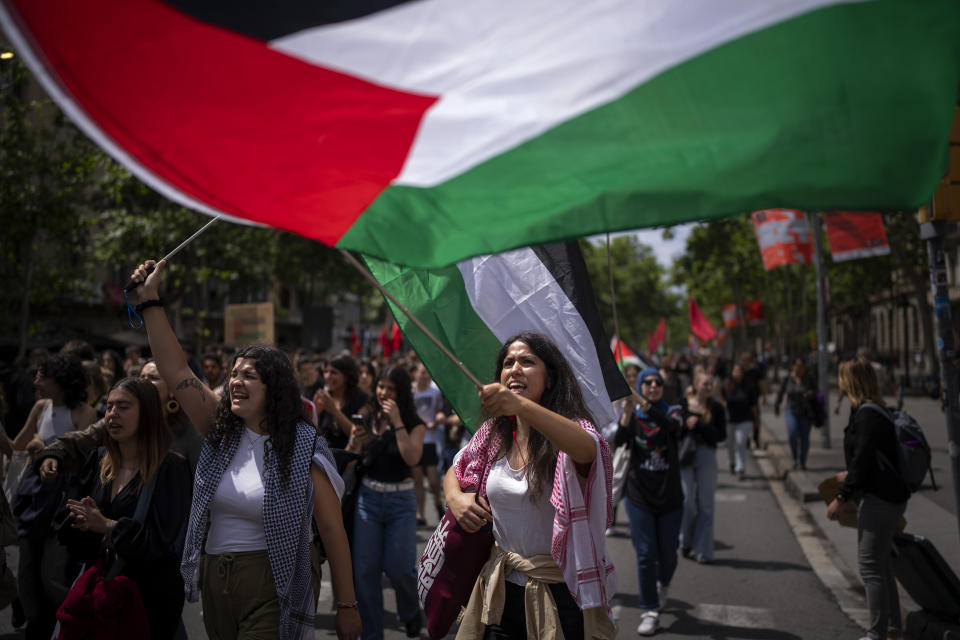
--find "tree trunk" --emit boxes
[16,225,37,361]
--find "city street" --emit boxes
[0,393,954,639]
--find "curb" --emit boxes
[753,424,871,630]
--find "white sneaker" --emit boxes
[637,611,659,636]
[657,582,669,610]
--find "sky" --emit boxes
[589,222,696,269]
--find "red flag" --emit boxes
[391,321,403,354]
[751,209,814,269]
[745,299,765,324]
[349,325,362,355]
[689,297,717,342]
[378,323,392,357]
[822,212,890,262]
[647,318,666,353]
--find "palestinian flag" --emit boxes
[610,337,643,372]
[2,1,958,268]
[364,242,631,431]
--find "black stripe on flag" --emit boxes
[162,0,420,41]
[531,242,631,405]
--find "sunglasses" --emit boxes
[641,379,663,387]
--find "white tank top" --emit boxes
[205,428,268,554]
[486,456,556,586]
[37,404,75,445]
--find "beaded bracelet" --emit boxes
[336,600,359,610]
[134,298,164,314]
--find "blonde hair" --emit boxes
[838,357,884,408]
[688,370,713,423]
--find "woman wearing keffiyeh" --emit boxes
[444,332,616,639]
[130,260,362,640]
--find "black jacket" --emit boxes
[839,405,909,504]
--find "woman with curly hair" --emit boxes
[344,364,425,639]
[131,259,361,640]
[14,354,96,451]
[443,332,616,639]
[12,354,96,639]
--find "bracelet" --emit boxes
[336,600,359,610]
[134,298,164,314]
[835,492,847,503]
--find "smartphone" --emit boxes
[350,413,369,434]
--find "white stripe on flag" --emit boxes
[271,0,850,187]
[456,247,618,425]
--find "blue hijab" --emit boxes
[634,366,670,420]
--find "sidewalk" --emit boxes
[756,390,960,630]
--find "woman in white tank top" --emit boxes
[14,354,95,451]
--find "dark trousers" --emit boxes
[483,580,584,640]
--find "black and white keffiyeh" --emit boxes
[181,421,339,639]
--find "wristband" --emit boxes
[336,600,359,610]
[135,298,164,314]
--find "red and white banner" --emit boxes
[722,304,740,328]
[822,212,890,262]
[751,209,813,270]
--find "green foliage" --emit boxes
[580,236,681,351]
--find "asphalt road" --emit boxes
[0,444,867,639]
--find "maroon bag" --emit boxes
[417,507,494,640]
[56,558,151,640]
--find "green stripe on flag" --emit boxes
[362,255,501,432]
[341,0,960,267]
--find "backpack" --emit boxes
[860,403,932,493]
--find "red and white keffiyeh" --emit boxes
[454,417,616,615]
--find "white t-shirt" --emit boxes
[206,428,269,554]
[205,427,346,555]
[37,403,74,445]
[413,382,445,449]
[486,456,556,586]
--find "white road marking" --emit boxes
[715,492,748,502]
[693,603,775,628]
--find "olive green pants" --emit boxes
[200,545,322,640]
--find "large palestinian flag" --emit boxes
[2,0,958,267]
[365,242,631,431]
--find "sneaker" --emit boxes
[681,547,693,559]
[657,582,669,610]
[637,610,659,636]
[605,526,616,537]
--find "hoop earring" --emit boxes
[166,399,180,414]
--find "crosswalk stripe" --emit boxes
[693,603,775,628]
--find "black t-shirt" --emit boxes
[319,389,369,450]
[680,397,727,447]
[362,406,423,483]
[723,382,757,424]
[614,406,684,514]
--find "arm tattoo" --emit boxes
[175,377,207,402]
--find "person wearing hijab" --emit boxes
[614,367,684,636]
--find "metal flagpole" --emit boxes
[123,215,223,291]
[339,250,485,390]
[807,211,831,448]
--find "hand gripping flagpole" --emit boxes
[339,250,485,390]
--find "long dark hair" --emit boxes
[38,354,87,409]
[328,354,360,400]
[100,377,172,488]
[488,332,594,500]
[370,365,416,426]
[211,345,302,487]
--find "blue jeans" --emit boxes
[679,445,718,562]
[352,485,420,640]
[624,500,682,610]
[784,409,812,467]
